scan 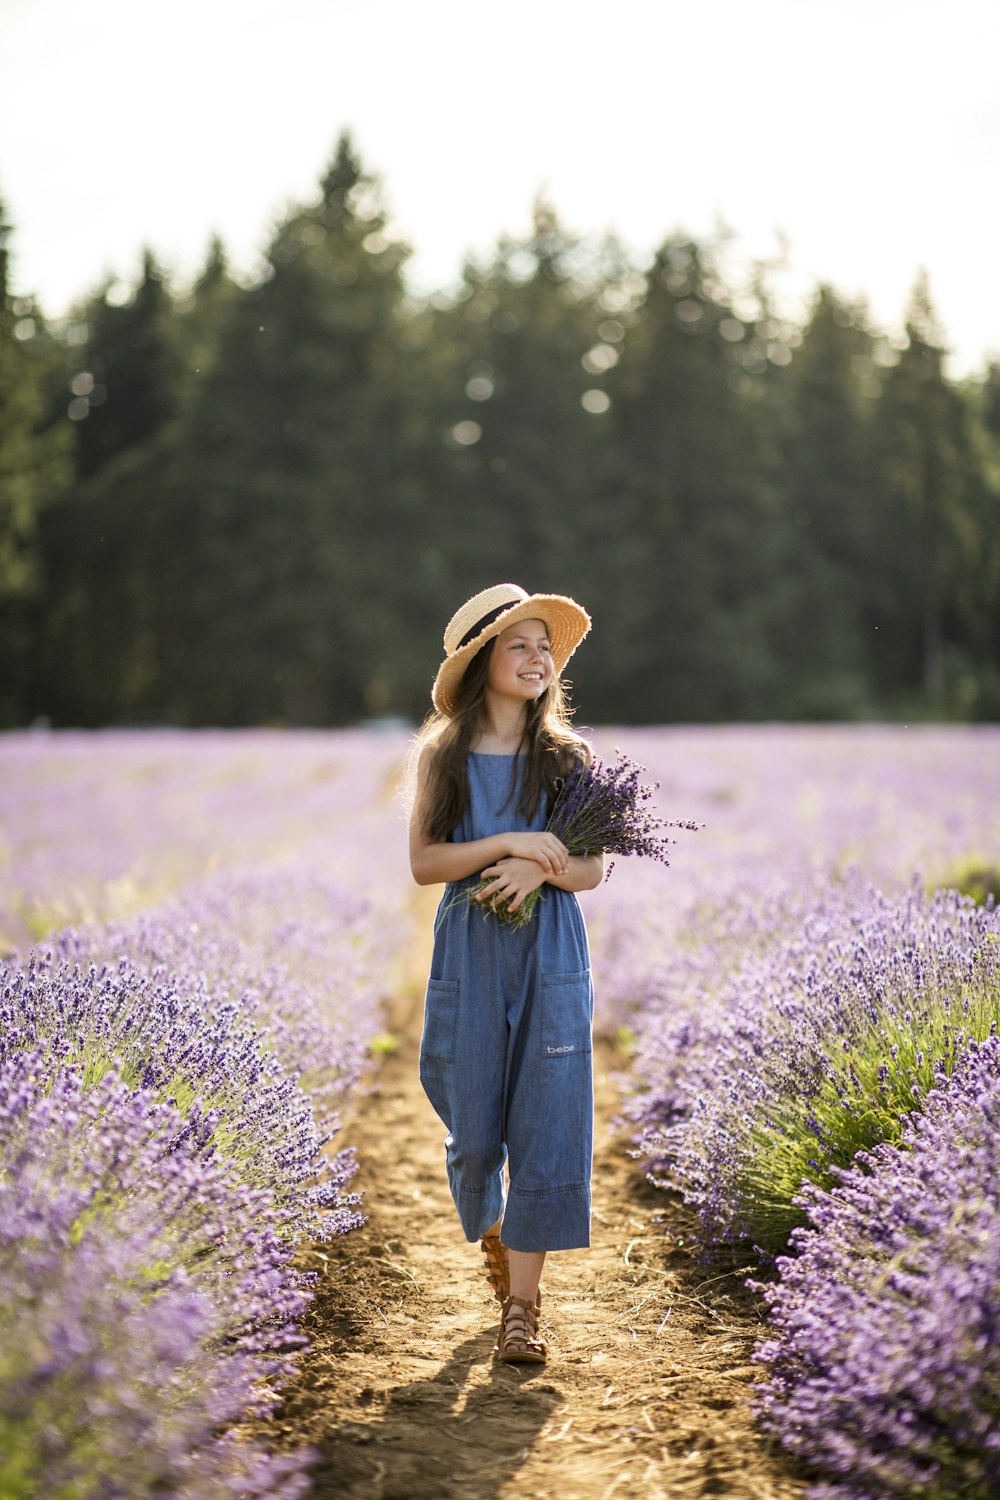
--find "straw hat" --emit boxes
[432,583,591,714]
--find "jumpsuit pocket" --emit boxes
[420,978,460,1064]
[540,969,593,1060]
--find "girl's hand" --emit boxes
[476,857,547,913]
[506,831,570,876]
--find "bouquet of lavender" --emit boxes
[471,750,700,929]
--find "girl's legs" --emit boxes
[484,1216,545,1304]
[509,1248,545,1304]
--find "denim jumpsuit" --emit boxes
[419,751,594,1254]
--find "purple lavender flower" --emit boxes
[1,951,363,1243]
[623,874,1000,1252]
[469,750,700,927]
[752,1034,1000,1500]
[0,726,417,1495]
[0,1049,313,1497]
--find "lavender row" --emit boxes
[0,726,410,952]
[55,861,394,1141]
[580,724,1000,1039]
[631,877,1000,1255]
[580,727,1000,1498]
[0,728,414,1496]
[752,1036,1000,1500]
[0,867,396,1492]
[0,1048,313,1498]
[577,726,1000,1254]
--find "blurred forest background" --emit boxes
[2,133,999,729]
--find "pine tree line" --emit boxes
[2,133,998,728]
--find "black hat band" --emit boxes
[456,600,519,650]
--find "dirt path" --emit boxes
[261,899,805,1500]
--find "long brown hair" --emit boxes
[415,639,588,843]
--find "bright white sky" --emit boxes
[1,0,998,374]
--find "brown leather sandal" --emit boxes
[480,1234,510,1302]
[495,1294,547,1364]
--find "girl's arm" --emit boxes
[544,851,605,892]
[475,851,604,909]
[408,747,569,886]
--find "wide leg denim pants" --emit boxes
[418,753,594,1253]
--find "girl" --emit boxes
[409,582,603,1364]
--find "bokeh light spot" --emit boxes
[597,319,625,343]
[581,390,611,414]
[451,420,482,446]
[465,375,494,401]
[597,286,631,314]
[506,250,537,283]
[582,343,620,374]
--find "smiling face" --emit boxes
[486,617,554,706]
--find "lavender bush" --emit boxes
[592,728,1000,1500]
[1,952,363,1240]
[0,1049,311,1498]
[581,724,1000,1040]
[752,1035,1000,1500]
[55,862,389,1143]
[0,726,414,1495]
[633,881,1000,1255]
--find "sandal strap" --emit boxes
[480,1235,510,1301]
[498,1294,547,1358]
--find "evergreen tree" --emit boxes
[871,275,985,712]
[0,200,71,725]
[10,167,999,727]
[596,235,785,720]
[775,285,880,715]
[159,132,418,724]
[72,249,180,478]
[962,362,1000,716]
[421,199,607,597]
[175,236,241,407]
[32,251,184,724]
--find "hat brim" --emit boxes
[431,594,591,715]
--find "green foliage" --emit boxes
[369,1032,400,1055]
[1,140,998,726]
[77,1044,294,1217]
[615,1025,638,1057]
[0,200,72,726]
[932,859,1000,907]
[732,974,1000,1256]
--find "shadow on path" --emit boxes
[304,1329,562,1499]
